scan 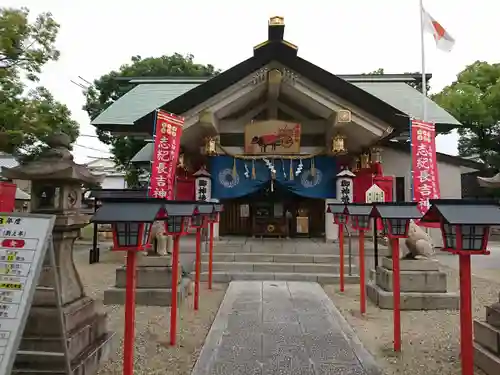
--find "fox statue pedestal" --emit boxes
[367,257,459,310]
[1,133,115,375]
[474,296,500,374]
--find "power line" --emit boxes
[74,143,111,154]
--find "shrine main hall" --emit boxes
[91,17,482,245]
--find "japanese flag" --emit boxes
[422,8,455,52]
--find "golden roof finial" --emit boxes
[269,16,284,26]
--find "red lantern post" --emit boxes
[163,203,197,346]
[327,203,348,293]
[91,201,157,375]
[421,199,500,375]
[190,204,212,310]
[207,203,223,290]
[345,204,372,315]
[370,202,420,352]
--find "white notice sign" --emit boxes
[0,213,55,375]
[365,184,385,203]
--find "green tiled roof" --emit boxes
[91,79,459,128]
[352,82,460,125]
[91,83,200,125]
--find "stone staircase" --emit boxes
[474,297,500,374]
[197,238,361,284]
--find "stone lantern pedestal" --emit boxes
[2,134,114,374]
[104,255,190,306]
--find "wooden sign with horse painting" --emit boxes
[244,120,301,154]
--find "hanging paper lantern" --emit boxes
[360,152,370,169]
[331,134,347,154]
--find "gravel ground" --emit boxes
[73,250,227,375]
[324,265,498,375]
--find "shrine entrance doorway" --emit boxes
[218,183,325,238]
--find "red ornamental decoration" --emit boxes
[1,239,25,248]
[149,110,185,199]
[411,119,440,226]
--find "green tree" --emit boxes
[432,61,500,167]
[0,7,79,159]
[363,68,430,93]
[83,53,218,186]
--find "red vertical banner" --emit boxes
[148,110,185,199]
[411,119,441,226]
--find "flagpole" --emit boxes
[419,0,428,121]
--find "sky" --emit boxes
[4,0,499,164]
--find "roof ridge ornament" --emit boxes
[269,16,284,26]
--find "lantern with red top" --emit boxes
[326,203,348,292]
[369,202,421,353]
[420,199,500,375]
[345,204,372,314]
[207,202,223,223]
[163,202,197,236]
[91,200,161,252]
[190,203,213,229]
[327,203,349,225]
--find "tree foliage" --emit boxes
[0,7,78,159]
[83,53,218,186]
[432,61,500,167]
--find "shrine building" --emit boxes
[91,17,483,244]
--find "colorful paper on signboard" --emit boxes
[411,119,440,227]
[148,110,184,199]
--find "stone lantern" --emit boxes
[1,133,114,374]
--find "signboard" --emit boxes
[244,120,301,154]
[239,204,249,218]
[411,119,440,228]
[149,110,185,199]
[195,177,211,202]
[0,213,55,375]
[365,184,385,203]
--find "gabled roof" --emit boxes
[92,83,200,126]
[92,20,461,135]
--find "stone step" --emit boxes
[197,271,359,284]
[204,253,347,264]
[475,320,500,355]
[215,245,337,255]
[103,277,190,306]
[474,342,500,375]
[214,244,390,255]
[201,261,357,274]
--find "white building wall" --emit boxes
[101,176,127,190]
[381,148,474,246]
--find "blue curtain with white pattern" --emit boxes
[209,156,337,199]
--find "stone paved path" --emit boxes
[191,281,382,375]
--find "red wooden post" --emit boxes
[339,224,345,292]
[123,250,137,375]
[194,227,201,310]
[391,238,401,352]
[459,254,474,375]
[170,235,180,345]
[208,221,214,290]
[359,229,366,314]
